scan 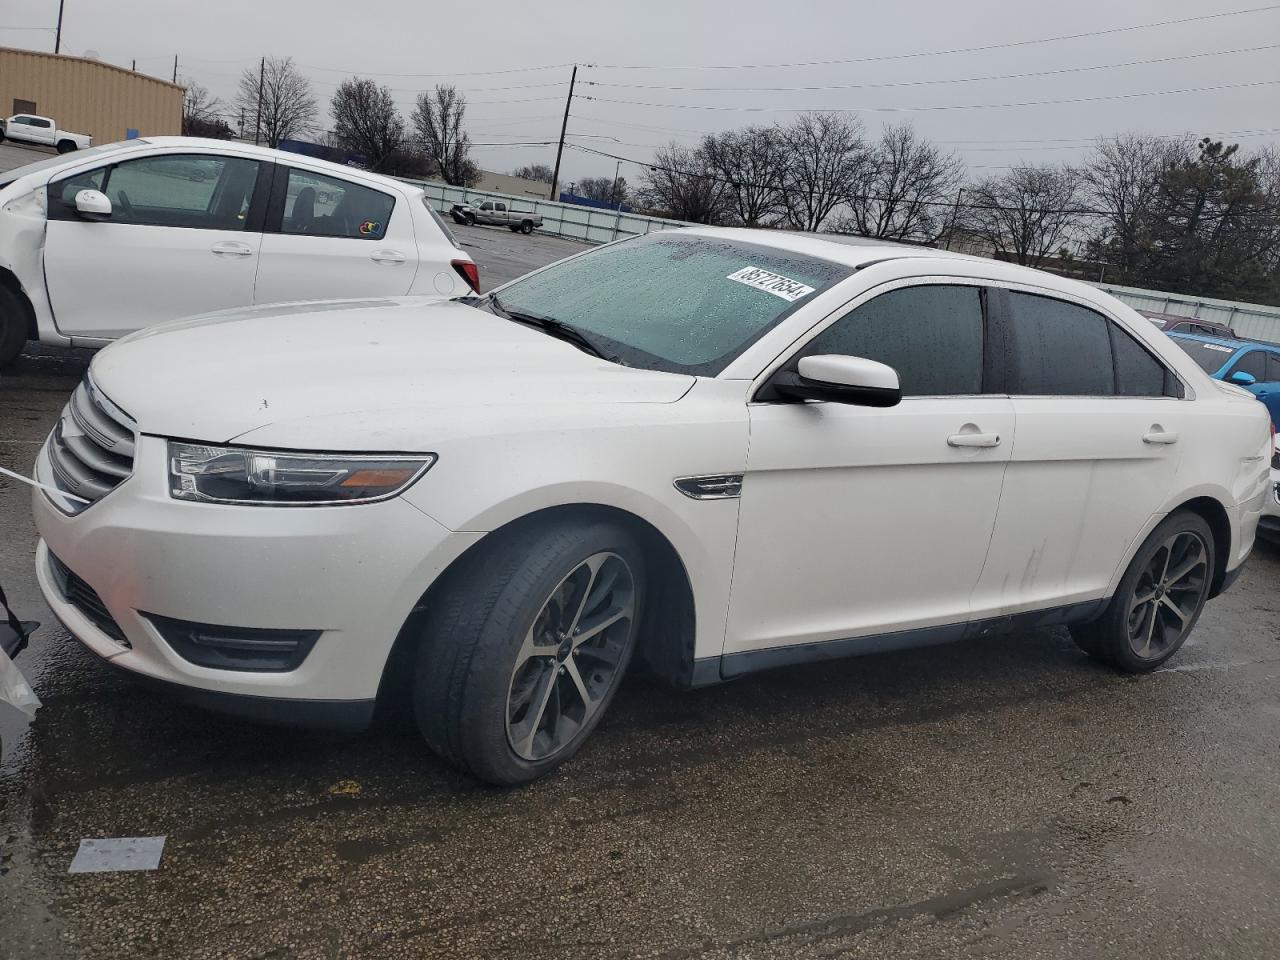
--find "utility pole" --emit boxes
[253,56,265,146]
[54,0,65,54]
[131,59,136,71]
[944,187,964,251]
[548,64,577,202]
[172,55,178,83]
[611,159,622,208]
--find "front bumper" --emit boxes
[33,434,482,712]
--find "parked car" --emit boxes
[1139,310,1238,339]
[0,137,478,367]
[32,229,1269,785]
[450,198,542,234]
[1168,333,1280,428]
[0,114,92,153]
[1258,437,1280,544]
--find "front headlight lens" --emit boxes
[168,443,435,505]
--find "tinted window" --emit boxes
[47,166,106,214]
[101,154,260,229]
[1229,349,1267,380]
[279,168,394,240]
[30,117,52,128]
[1006,292,1113,396]
[1109,324,1168,397]
[1173,338,1235,374]
[1266,353,1280,383]
[492,232,851,375]
[495,202,507,212]
[802,285,984,396]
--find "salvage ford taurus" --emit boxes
[31,229,1270,785]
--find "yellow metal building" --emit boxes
[0,47,182,145]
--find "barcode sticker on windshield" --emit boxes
[1203,344,1233,353]
[726,266,816,303]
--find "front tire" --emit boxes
[413,517,645,785]
[1070,511,1215,672]
[464,212,476,226]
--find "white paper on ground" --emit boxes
[69,837,166,873]
[0,647,40,720]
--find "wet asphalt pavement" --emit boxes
[3,214,1280,958]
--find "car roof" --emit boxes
[674,225,1108,295]
[1168,331,1268,351]
[118,136,416,192]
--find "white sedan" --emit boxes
[0,137,477,367]
[31,229,1270,784]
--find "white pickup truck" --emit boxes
[1,114,92,154]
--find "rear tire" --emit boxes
[1070,511,1215,672]
[0,286,31,369]
[520,220,534,235]
[413,516,645,786]
[56,140,76,154]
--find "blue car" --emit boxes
[1168,333,1280,428]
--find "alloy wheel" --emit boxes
[1126,530,1210,660]
[505,552,636,762]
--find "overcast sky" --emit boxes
[4,0,1278,185]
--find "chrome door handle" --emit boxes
[371,250,407,264]
[1143,430,1179,445]
[210,241,253,257]
[947,432,1001,448]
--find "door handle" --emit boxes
[1143,430,1179,445]
[371,250,407,264]
[947,432,1001,448]
[210,241,253,257]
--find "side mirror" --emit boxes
[772,355,901,407]
[74,189,112,221]
[1229,371,1257,386]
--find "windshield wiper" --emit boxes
[487,294,619,363]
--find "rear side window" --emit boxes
[1229,349,1267,380]
[1109,324,1167,397]
[278,168,394,240]
[422,198,462,249]
[1006,292,1114,396]
[803,285,984,396]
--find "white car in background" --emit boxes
[31,229,1269,785]
[0,137,478,367]
[1,114,92,153]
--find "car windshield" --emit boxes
[1172,338,1237,374]
[489,232,852,375]
[0,140,149,187]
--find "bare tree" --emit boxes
[637,142,730,223]
[181,78,232,139]
[412,85,479,186]
[513,163,554,184]
[837,123,964,241]
[961,165,1085,267]
[575,176,628,205]
[330,78,405,173]
[235,56,317,148]
[700,126,786,227]
[778,113,872,232]
[1083,133,1190,282]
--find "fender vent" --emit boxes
[674,475,743,500]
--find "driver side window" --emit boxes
[800,284,986,396]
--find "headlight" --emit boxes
[168,442,435,505]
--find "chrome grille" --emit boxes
[47,378,136,512]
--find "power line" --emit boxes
[591,3,1280,71]
[293,60,576,79]
[583,78,1280,115]
[584,43,1280,94]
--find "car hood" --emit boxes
[90,298,695,445]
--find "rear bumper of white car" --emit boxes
[32,435,482,727]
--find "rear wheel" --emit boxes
[520,220,534,235]
[56,139,77,154]
[413,517,644,785]
[0,286,31,369]
[1070,511,1215,672]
